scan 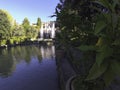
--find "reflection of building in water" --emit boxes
[40,21,56,39]
[40,45,55,59]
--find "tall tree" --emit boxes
[22,17,30,38]
[22,17,30,30]
[12,21,25,37]
[0,9,13,40]
[36,17,41,30]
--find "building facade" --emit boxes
[40,21,56,39]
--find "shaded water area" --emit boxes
[0,45,59,90]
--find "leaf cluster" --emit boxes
[55,0,120,89]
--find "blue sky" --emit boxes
[0,0,59,24]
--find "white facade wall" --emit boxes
[40,21,56,39]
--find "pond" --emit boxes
[0,45,59,90]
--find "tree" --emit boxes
[22,17,30,39]
[0,9,13,40]
[36,17,41,30]
[22,17,30,30]
[12,21,25,37]
[26,25,38,39]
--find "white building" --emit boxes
[40,21,56,39]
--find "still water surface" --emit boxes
[0,45,59,90]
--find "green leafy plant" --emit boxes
[84,0,120,87]
[55,0,120,89]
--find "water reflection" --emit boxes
[41,45,55,60]
[0,53,15,78]
[0,45,55,78]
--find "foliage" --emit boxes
[0,40,7,45]
[22,17,30,37]
[21,17,38,40]
[55,0,120,89]
[85,0,120,87]
[0,9,12,40]
[12,21,25,37]
[0,9,42,46]
[22,17,30,30]
[26,25,38,39]
[36,17,41,30]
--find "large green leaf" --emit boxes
[103,65,115,87]
[85,62,107,81]
[112,13,118,30]
[95,21,106,35]
[102,13,111,24]
[94,0,110,10]
[111,61,120,76]
[78,45,96,52]
[113,39,120,45]
[103,60,120,86]
[95,0,118,12]
[96,45,113,66]
[100,0,113,11]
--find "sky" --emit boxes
[0,0,59,24]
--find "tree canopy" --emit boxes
[0,9,42,45]
[36,17,41,30]
[22,17,30,31]
[0,9,13,40]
